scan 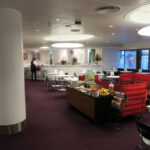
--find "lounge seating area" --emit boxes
[78,73,148,118]
[2,2,150,150]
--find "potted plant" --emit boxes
[95,54,102,64]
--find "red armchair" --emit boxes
[116,82,147,117]
[119,73,150,103]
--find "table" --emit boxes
[120,71,132,73]
[66,87,112,122]
[106,76,119,83]
[106,76,119,79]
[54,74,70,89]
[64,77,78,87]
[97,73,105,80]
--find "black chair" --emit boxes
[136,119,150,150]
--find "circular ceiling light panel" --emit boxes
[138,26,150,36]
[44,34,94,41]
[51,43,84,48]
[126,4,150,24]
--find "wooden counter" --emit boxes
[66,87,112,122]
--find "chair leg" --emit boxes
[136,144,144,150]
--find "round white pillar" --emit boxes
[0,8,26,134]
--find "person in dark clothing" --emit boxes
[31,58,37,80]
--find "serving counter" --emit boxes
[41,64,102,76]
[66,87,112,122]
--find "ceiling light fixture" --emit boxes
[96,6,120,14]
[71,29,80,32]
[40,46,50,49]
[126,4,150,24]
[51,43,84,48]
[112,33,115,35]
[65,25,72,27]
[35,49,39,53]
[56,18,60,21]
[109,25,113,28]
[138,26,150,36]
[44,34,94,41]
[36,29,40,32]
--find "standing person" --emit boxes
[30,58,37,80]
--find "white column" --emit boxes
[0,8,26,134]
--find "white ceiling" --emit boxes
[0,0,150,49]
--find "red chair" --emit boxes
[116,82,147,117]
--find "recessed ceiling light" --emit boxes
[71,29,80,32]
[65,25,72,27]
[36,29,40,32]
[136,29,139,31]
[126,4,150,24]
[109,25,113,28]
[51,43,84,48]
[35,49,39,53]
[40,46,49,49]
[56,18,60,21]
[112,33,115,35]
[138,26,150,36]
[44,34,94,41]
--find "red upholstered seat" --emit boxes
[116,82,147,117]
[119,73,150,102]
[78,74,99,82]
[78,75,85,81]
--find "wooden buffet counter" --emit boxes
[66,87,112,122]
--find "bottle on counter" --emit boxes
[109,82,115,96]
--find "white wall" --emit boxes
[123,41,150,49]
[102,47,120,70]
[53,49,88,65]
[24,47,121,72]
[24,48,90,66]
[40,50,49,64]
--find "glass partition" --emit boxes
[141,49,149,70]
[125,51,137,69]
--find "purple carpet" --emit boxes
[0,80,149,150]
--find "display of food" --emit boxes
[99,88,110,95]
[91,88,99,97]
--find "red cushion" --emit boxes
[124,104,142,112]
[127,94,146,101]
[121,109,144,117]
[94,75,98,81]
[126,90,146,97]
[78,75,85,81]
[124,100,143,107]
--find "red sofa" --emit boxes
[115,82,147,117]
[119,73,150,100]
[78,73,147,117]
[96,74,147,117]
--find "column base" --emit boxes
[0,120,26,135]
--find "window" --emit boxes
[120,50,125,68]
[88,49,95,64]
[120,50,137,69]
[49,50,53,64]
[125,51,137,69]
[141,49,149,70]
